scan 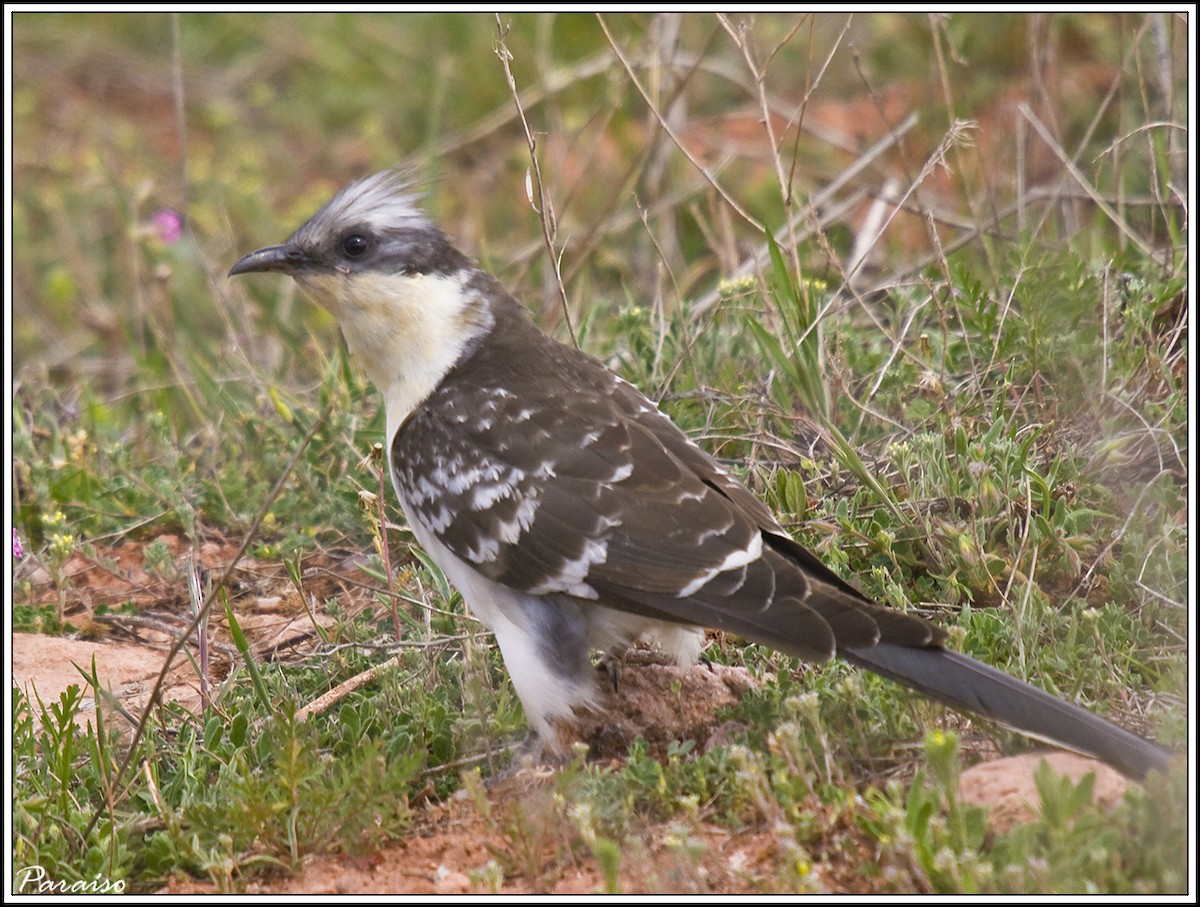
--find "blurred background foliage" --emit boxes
[12,11,1186,398]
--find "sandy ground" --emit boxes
[12,532,1131,894]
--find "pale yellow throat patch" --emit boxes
[295,269,489,438]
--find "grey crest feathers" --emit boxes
[291,168,430,244]
[230,169,469,279]
[230,168,1173,778]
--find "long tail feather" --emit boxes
[842,643,1172,779]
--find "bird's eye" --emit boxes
[341,234,370,259]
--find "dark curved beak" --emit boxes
[228,242,310,278]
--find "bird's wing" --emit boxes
[389,311,1171,780]
[391,333,937,661]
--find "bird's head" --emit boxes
[228,169,471,286]
[230,169,496,432]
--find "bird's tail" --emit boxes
[842,642,1173,779]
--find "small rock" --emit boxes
[958,751,1129,834]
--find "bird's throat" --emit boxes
[296,268,493,439]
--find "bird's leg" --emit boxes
[480,732,562,788]
[598,647,625,694]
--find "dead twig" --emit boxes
[494,14,577,348]
[597,13,764,234]
[83,404,333,842]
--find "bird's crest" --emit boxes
[291,168,430,243]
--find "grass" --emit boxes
[8,10,1190,895]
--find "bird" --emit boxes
[229,168,1171,780]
